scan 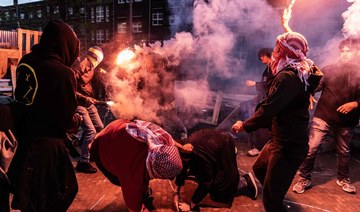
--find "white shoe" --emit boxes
[247,148,260,156]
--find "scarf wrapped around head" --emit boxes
[272,32,314,90]
[126,120,182,179]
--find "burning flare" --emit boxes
[116,48,135,66]
[282,0,296,32]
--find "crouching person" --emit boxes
[90,119,186,211]
[175,129,258,211]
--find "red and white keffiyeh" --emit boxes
[272,32,314,90]
[126,120,182,179]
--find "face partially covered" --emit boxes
[272,44,281,61]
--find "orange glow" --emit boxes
[116,49,135,66]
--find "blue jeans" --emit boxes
[299,117,353,180]
[77,104,104,163]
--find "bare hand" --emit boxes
[87,97,97,104]
[182,143,194,153]
[309,94,318,110]
[246,80,256,87]
[337,101,358,114]
[178,202,191,211]
[232,121,244,133]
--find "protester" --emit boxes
[293,38,360,194]
[7,20,79,211]
[175,128,258,211]
[245,48,274,156]
[0,96,17,212]
[232,31,322,211]
[90,119,191,212]
[72,46,105,174]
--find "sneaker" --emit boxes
[247,148,260,157]
[292,178,311,194]
[244,172,258,200]
[336,178,356,194]
[76,161,97,174]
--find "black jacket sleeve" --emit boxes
[243,71,300,132]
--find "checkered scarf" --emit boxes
[272,32,314,90]
[126,120,182,179]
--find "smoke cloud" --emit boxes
[342,0,360,39]
[102,0,358,130]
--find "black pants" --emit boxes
[252,140,308,212]
[8,137,78,212]
[0,178,10,212]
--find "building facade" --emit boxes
[0,0,192,53]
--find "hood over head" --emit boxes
[32,20,80,67]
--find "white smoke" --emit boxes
[104,0,354,129]
[342,0,360,39]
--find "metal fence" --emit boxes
[0,30,17,49]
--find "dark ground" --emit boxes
[65,137,360,212]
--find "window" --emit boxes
[96,29,105,44]
[133,21,142,33]
[47,6,50,14]
[152,12,163,26]
[54,6,59,14]
[118,0,142,4]
[22,33,26,51]
[117,22,126,33]
[91,30,95,43]
[28,12,33,19]
[20,13,25,19]
[105,6,109,22]
[79,7,85,14]
[96,6,104,23]
[169,15,178,25]
[68,7,73,16]
[91,7,95,23]
[37,9,42,18]
[106,29,110,42]
[5,12,9,20]
[30,34,34,48]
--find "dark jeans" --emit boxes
[77,104,104,163]
[253,140,308,212]
[299,117,353,180]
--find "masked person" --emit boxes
[232,31,322,212]
[175,129,258,211]
[7,20,79,212]
[72,46,104,173]
[90,119,190,212]
[293,39,360,195]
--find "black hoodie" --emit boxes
[13,20,80,138]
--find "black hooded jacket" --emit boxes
[176,129,239,205]
[13,20,79,138]
[243,66,321,145]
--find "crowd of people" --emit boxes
[0,10,359,212]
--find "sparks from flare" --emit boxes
[116,48,136,66]
[283,0,296,22]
